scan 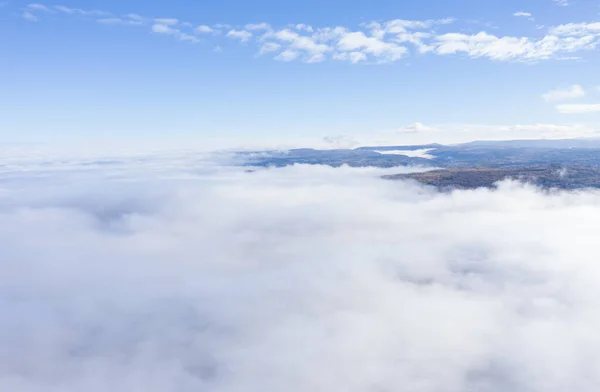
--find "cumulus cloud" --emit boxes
[151,23,199,43]
[332,51,367,63]
[264,28,330,62]
[5,149,600,391]
[337,30,407,62]
[17,5,600,64]
[195,25,213,34]
[543,85,585,102]
[258,42,281,55]
[549,22,600,37]
[274,49,299,61]
[432,31,598,62]
[152,23,176,34]
[226,29,253,42]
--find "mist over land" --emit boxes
[3,142,600,391]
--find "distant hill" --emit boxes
[383,165,600,190]
[238,138,600,169]
[458,138,600,149]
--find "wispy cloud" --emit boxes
[556,103,600,114]
[53,5,110,16]
[98,17,142,26]
[18,4,600,65]
[246,22,270,31]
[26,3,51,12]
[259,42,282,55]
[513,11,532,17]
[154,17,178,26]
[152,23,199,43]
[22,10,38,21]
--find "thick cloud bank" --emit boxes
[2,150,600,391]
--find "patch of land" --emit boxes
[382,165,600,190]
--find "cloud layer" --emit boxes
[19,3,600,64]
[4,149,600,391]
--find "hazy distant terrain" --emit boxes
[383,165,600,190]
[238,139,600,190]
[240,139,600,169]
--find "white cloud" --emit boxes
[266,28,330,62]
[97,17,142,26]
[305,53,326,63]
[274,49,299,61]
[553,0,569,6]
[295,23,314,32]
[26,3,51,12]
[549,22,600,37]
[154,18,178,26]
[226,29,253,42]
[195,25,213,34]
[54,5,110,16]
[152,23,176,34]
[337,30,407,62]
[514,11,532,17]
[433,31,599,62]
[22,11,39,22]
[151,23,198,43]
[179,33,199,43]
[259,42,281,55]
[125,13,143,21]
[6,150,600,392]
[542,85,585,102]
[384,18,449,33]
[16,8,600,65]
[245,22,270,31]
[556,103,600,114]
[332,51,368,63]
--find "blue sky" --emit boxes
[1,0,600,146]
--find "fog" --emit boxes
[2,150,600,391]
